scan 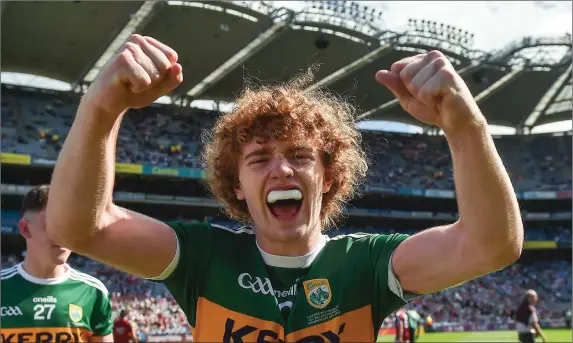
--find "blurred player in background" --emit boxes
[47,34,523,341]
[515,289,547,343]
[406,309,422,343]
[1,185,113,343]
[394,309,410,343]
[425,314,433,333]
[113,308,138,343]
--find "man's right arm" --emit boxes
[531,310,547,343]
[46,34,183,279]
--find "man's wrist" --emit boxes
[77,97,127,131]
[442,119,490,151]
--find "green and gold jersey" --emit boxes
[1,263,112,343]
[151,222,412,342]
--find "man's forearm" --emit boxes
[533,322,546,341]
[47,99,124,248]
[446,121,523,269]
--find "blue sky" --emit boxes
[2,1,571,134]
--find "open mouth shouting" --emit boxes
[266,187,303,221]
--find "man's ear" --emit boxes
[18,219,32,239]
[322,171,334,194]
[234,184,245,200]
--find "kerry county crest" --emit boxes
[69,304,83,323]
[303,279,332,309]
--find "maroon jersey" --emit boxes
[113,318,134,343]
[394,309,410,341]
[515,299,537,333]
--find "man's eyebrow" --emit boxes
[244,147,272,161]
[289,145,314,153]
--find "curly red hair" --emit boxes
[201,69,368,229]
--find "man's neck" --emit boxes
[256,228,322,257]
[22,256,67,279]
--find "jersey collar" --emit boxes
[17,263,71,285]
[256,234,329,268]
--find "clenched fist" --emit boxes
[83,34,183,116]
[376,51,485,135]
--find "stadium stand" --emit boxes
[1,1,571,341]
[1,84,572,192]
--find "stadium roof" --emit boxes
[1,1,571,130]
[1,1,143,84]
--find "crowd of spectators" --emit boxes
[1,85,572,192]
[379,260,572,330]
[2,248,571,336]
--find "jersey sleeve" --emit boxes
[149,221,213,320]
[371,233,411,320]
[91,290,113,336]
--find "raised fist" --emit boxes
[376,51,485,134]
[83,34,183,116]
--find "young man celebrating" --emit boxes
[1,185,113,343]
[47,34,523,342]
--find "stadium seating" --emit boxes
[2,253,570,336]
[1,85,572,192]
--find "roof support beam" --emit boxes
[357,61,482,120]
[523,63,572,127]
[473,66,525,104]
[306,42,393,92]
[181,19,290,100]
[71,1,159,90]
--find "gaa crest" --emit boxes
[303,279,331,309]
[69,304,83,323]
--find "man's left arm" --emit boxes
[376,51,524,295]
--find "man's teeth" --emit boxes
[267,189,302,204]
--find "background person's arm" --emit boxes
[46,34,183,279]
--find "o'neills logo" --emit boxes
[303,279,332,309]
[33,296,58,303]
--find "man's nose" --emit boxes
[270,156,294,179]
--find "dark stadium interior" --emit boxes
[204,26,375,100]
[480,69,565,127]
[469,66,508,93]
[328,49,415,116]
[1,0,571,340]
[1,1,142,83]
[138,1,269,98]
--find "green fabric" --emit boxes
[157,221,409,342]
[1,264,113,342]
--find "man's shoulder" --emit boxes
[210,223,255,236]
[1,264,20,277]
[167,220,255,239]
[0,264,22,285]
[327,232,409,246]
[66,267,109,298]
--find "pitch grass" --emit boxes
[377,329,572,342]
